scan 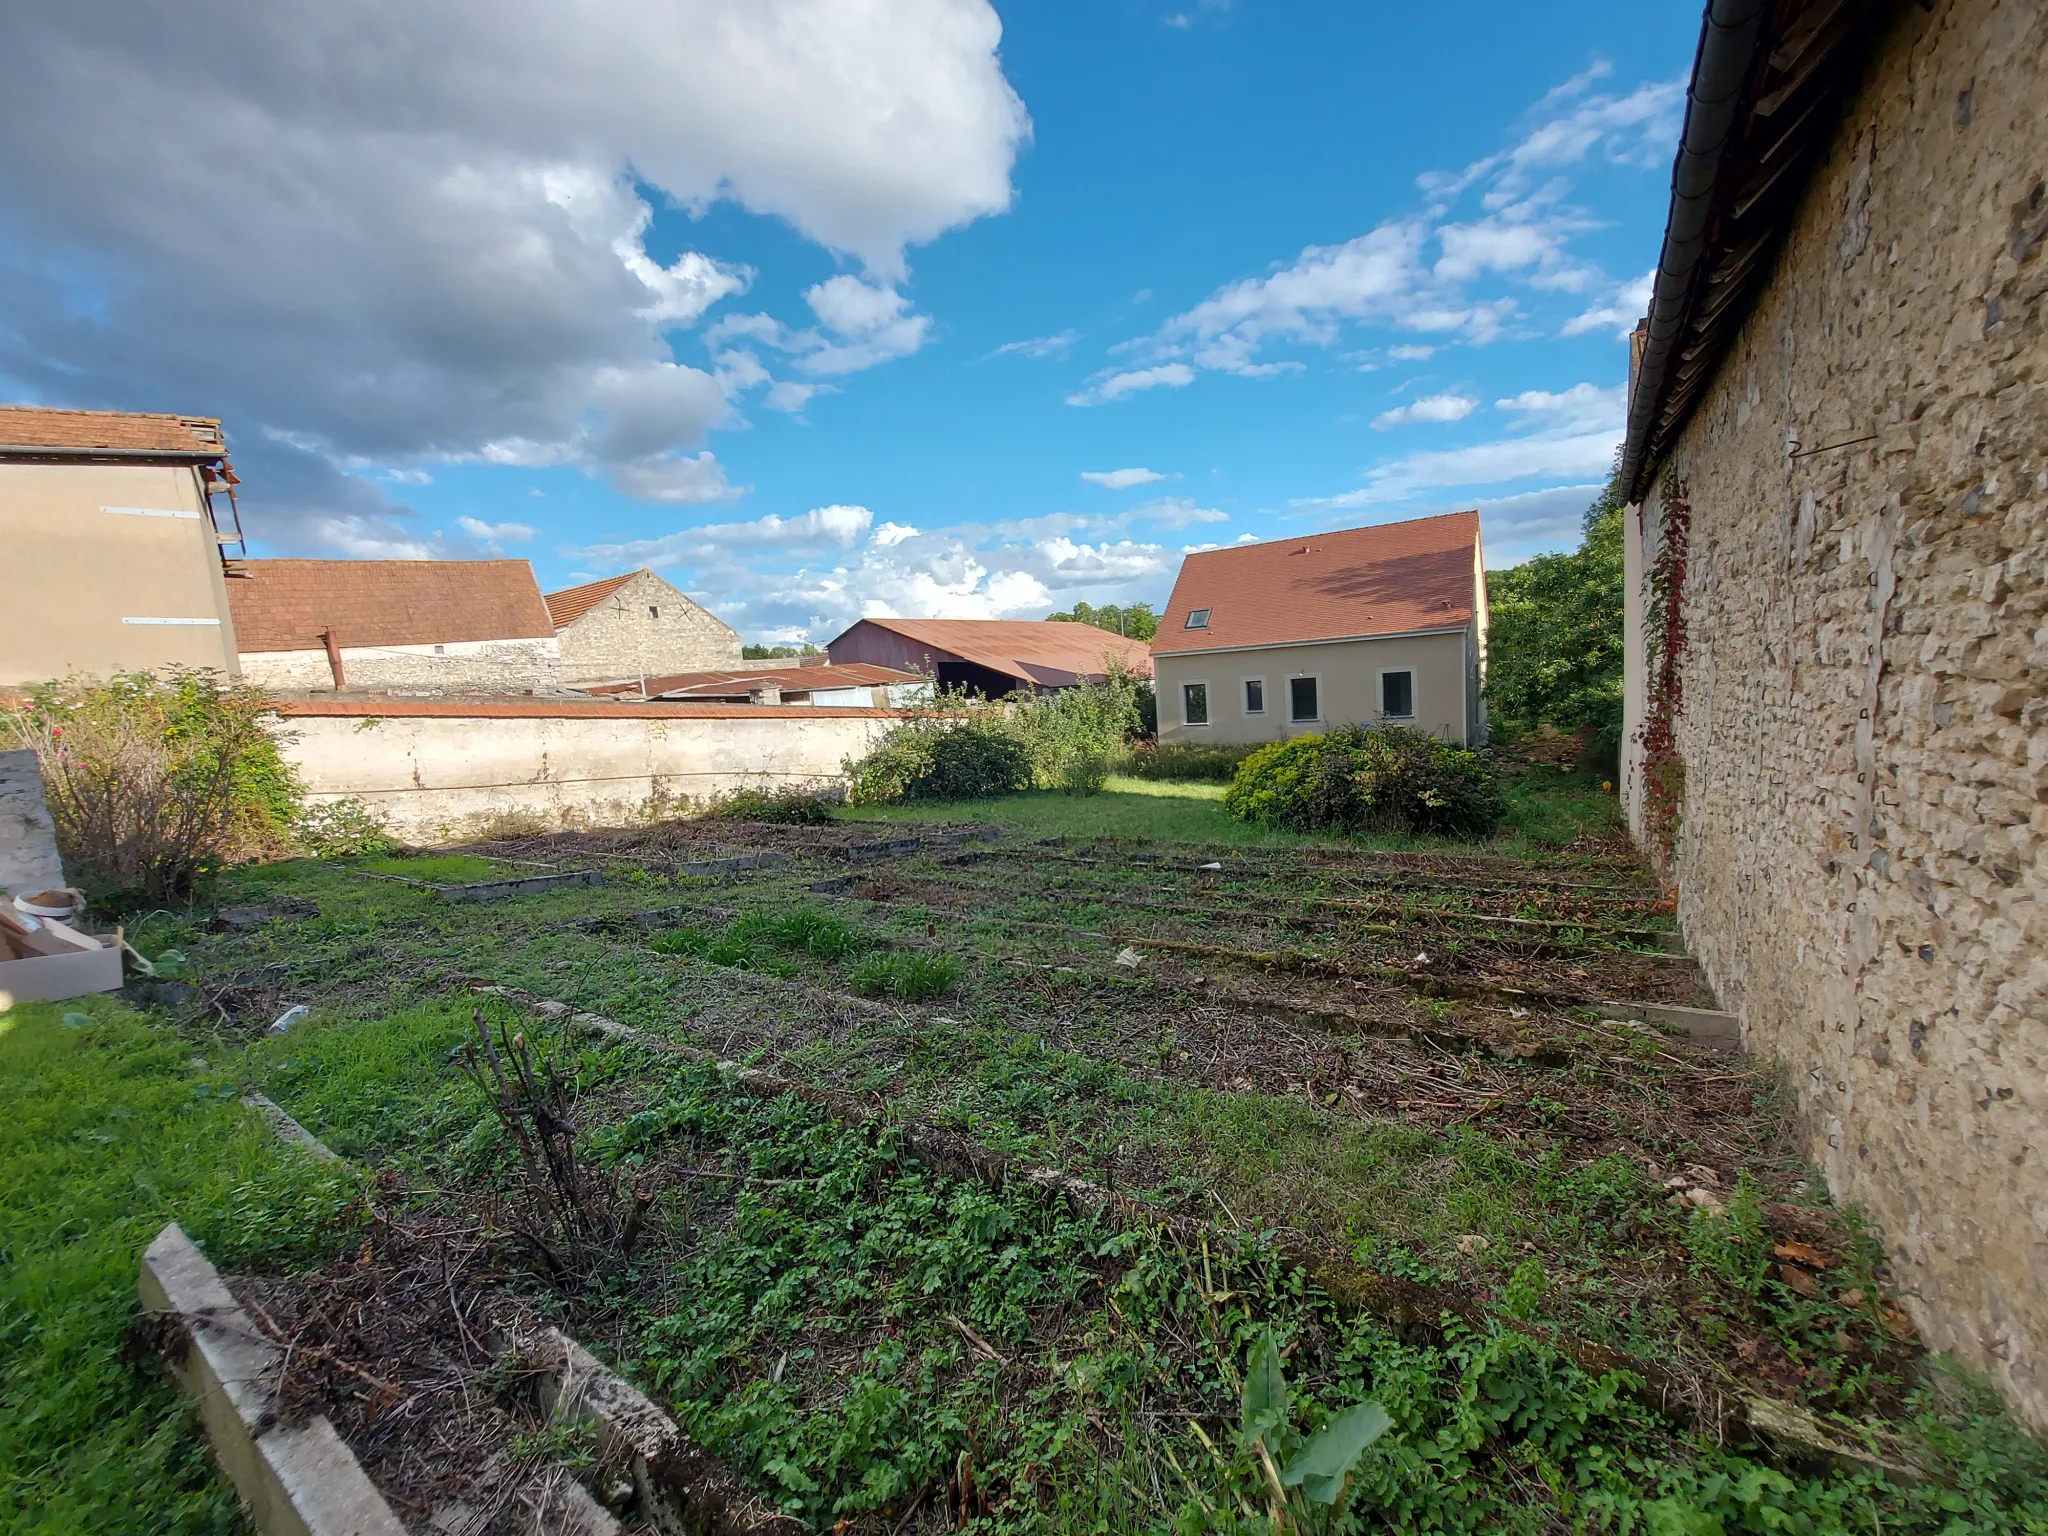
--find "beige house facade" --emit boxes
[544,569,741,688]
[1153,512,1488,748]
[0,408,242,687]
[1617,0,2047,1429]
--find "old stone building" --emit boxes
[1618,0,2046,1426]
[544,569,741,689]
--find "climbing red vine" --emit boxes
[1638,470,1691,872]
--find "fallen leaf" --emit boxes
[1776,1263,1816,1296]
[1772,1239,1833,1271]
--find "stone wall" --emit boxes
[557,571,740,686]
[1624,0,2047,1427]
[277,701,896,843]
[0,749,65,897]
[239,637,561,695]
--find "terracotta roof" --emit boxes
[838,618,1154,686]
[274,697,900,720]
[586,662,922,698]
[543,571,641,629]
[0,405,226,458]
[1153,512,1481,656]
[228,560,557,654]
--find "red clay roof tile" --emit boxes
[227,560,556,653]
[1154,512,1481,656]
[542,571,642,629]
[0,405,225,456]
[836,618,1154,685]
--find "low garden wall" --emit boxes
[275,699,900,843]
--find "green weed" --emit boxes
[850,950,963,1002]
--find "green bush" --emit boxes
[843,716,1032,805]
[1010,672,1142,796]
[3,668,302,905]
[1223,725,1505,839]
[294,797,394,856]
[1114,740,1259,782]
[705,785,836,825]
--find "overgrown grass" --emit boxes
[356,852,507,884]
[848,949,963,1001]
[843,769,1624,856]
[0,1000,358,1533]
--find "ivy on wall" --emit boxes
[1637,472,1692,873]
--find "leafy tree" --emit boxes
[1484,467,1625,768]
[1046,601,1158,642]
[740,643,823,660]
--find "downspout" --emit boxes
[1619,0,1769,502]
[320,629,346,691]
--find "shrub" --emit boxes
[295,797,394,857]
[1114,741,1259,783]
[706,785,837,825]
[3,668,301,905]
[1223,724,1505,839]
[844,715,1032,805]
[1010,671,1142,796]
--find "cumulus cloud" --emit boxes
[1066,363,1196,406]
[1076,69,1681,400]
[0,0,1027,552]
[456,515,538,553]
[1131,496,1226,530]
[1081,467,1167,489]
[1562,269,1656,338]
[1373,393,1478,429]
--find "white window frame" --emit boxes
[1180,678,1213,728]
[1287,673,1322,725]
[1376,666,1416,721]
[1241,676,1267,716]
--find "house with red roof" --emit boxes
[1151,511,1488,746]
[543,569,740,688]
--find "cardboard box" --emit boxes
[0,911,124,1008]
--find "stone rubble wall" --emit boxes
[1630,0,2046,1428]
[239,637,562,695]
[557,571,741,686]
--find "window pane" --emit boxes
[1185,608,1211,630]
[1183,682,1209,725]
[1243,679,1264,714]
[1382,670,1413,717]
[1289,676,1318,722]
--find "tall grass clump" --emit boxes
[4,668,301,905]
[1224,724,1505,839]
[1114,740,1259,782]
[842,691,1033,806]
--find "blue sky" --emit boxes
[0,0,1695,644]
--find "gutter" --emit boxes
[0,443,227,463]
[1618,0,1770,503]
[1152,623,1470,660]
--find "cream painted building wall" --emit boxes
[1154,627,1476,747]
[0,462,239,686]
[278,703,897,842]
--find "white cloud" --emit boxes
[1080,68,1682,396]
[871,521,920,546]
[1131,496,1225,529]
[764,380,833,413]
[1373,393,1478,429]
[988,329,1080,360]
[1302,429,1620,508]
[456,515,537,553]
[573,501,875,568]
[1081,467,1167,489]
[1066,363,1196,406]
[1496,381,1626,431]
[708,277,934,380]
[1386,344,1436,361]
[0,0,1027,552]
[1562,269,1656,338]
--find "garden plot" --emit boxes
[154,820,2048,1533]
